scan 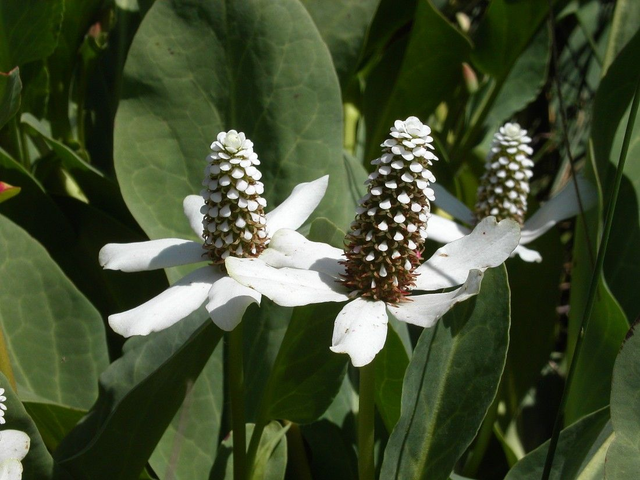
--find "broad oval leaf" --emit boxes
[302,0,380,89]
[115,0,358,240]
[0,215,108,409]
[380,266,510,480]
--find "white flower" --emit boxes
[99,130,329,336]
[429,123,595,263]
[0,389,6,425]
[0,430,30,480]
[225,117,520,366]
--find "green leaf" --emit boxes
[565,275,628,424]
[380,266,510,480]
[605,320,640,478]
[602,0,640,73]
[52,196,168,319]
[0,66,21,129]
[363,0,471,159]
[375,322,409,433]
[0,214,108,409]
[565,29,640,423]
[505,407,612,479]
[149,346,223,480]
[243,302,292,422]
[24,402,86,453]
[471,0,552,79]
[590,28,640,319]
[260,302,348,424]
[211,422,288,480]
[483,25,550,132]
[115,0,358,237]
[0,0,64,71]
[0,148,75,251]
[0,149,142,318]
[309,217,347,249]
[0,373,59,480]
[22,114,135,225]
[46,0,107,138]
[301,0,380,89]
[55,314,223,480]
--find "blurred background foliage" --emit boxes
[0,0,639,479]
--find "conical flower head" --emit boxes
[201,130,268,263]
[475,122,534,225]
[341,117,437,304]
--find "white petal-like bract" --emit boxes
[521,175,595,244]
[0,430,29,462]
[424,213,470,244]
[108,266,223,337]
[99,239,205,272]
[330,298,388,367]
[389,269,484,327]
[266,175,329,235]
[259,229,345,278]
[183,195,206,237]
[206,277,261,331]
[415,217,519,290]
[225,257,350,307]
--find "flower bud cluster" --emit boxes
[200,130,268,263]
[475,123,534,225]
[341,117,437,304]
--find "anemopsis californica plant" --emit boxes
[225,117,521,366]
[99,130,329,336]
[427,123,595,263]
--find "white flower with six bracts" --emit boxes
[225,117,521,366]
[99,130,329,336]
[428,122,595,263]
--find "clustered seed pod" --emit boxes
[341,117,437,304]
[200,130,268,263]
[475,123,534,225]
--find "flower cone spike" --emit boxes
[201,130,268,263]
[341,117,438,304]
[475,122,534,225]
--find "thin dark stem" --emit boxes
[358,360,376,480]
[541,74,640,480]
[547,0,595,267]
[228,325,246,480]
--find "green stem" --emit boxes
[358,360,376,480]
[246,415,268,479]
[541,73,640,480]
[228,325,246,480]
